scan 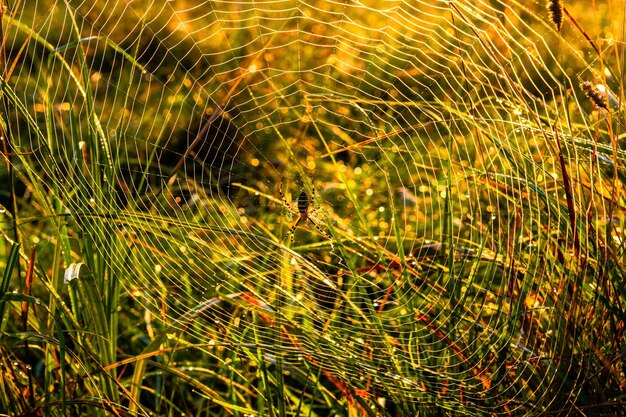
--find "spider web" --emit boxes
[2,0,624,415]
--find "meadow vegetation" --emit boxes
[0,0,625,415]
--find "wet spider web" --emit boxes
[3,0,625,415]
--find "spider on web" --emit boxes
[279,179,332,242]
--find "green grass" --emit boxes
[1,0,625,416]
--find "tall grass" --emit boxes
[1,0,625,416]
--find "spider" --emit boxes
[279,180,331,242]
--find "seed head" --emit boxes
[581,81,608,110]
[547,0,564,31]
